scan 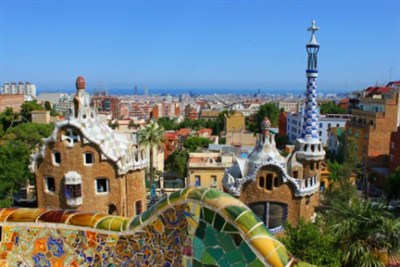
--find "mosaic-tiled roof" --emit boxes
[223,129,320,197]
[30,77,147,175]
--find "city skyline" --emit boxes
[0,0,399,93]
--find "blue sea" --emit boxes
[37,87,317,96]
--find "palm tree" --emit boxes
[327,200,400,267]
[138,122,165,186]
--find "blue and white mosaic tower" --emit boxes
[302,20,320,140]
[295,21,325,161]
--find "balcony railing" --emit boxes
[289,176,319,197]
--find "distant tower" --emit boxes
[295,21,325,162]
[144,86,148,96]
[134,85,138,95]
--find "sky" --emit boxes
[0,0,399,94]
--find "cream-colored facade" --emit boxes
[187,152,234,190]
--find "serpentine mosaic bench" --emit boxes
[0,188,311,267]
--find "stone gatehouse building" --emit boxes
[30,76,147,217]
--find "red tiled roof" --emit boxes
[165,132,177,140]
[198,128,212,134]
[177,128,191,136]
[365,86,393,95]
[386,80,400,87]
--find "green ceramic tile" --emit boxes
[168,190,181,203]
[232,233,242,247]
[223,206,248,221]
[213,213,225,231]
[193,237,205,260]
[203,189,223,200]
[240,241,256,262]
[187,188,207,201]
[222,222,238,233]
[248,259,265,267]
[129,216,141,229]
[207,247,224,261]
[273,242,291,263]
[204,226,218,247]
[155,196,169,211]
[201,250,217,265]
[247,224,269,238]
[221,250,245,264]
[140,205,155,222]
[193,259,203,267]
[202,207,215,225]
[179,187,193,199]
[218,234,236,252]
[235,212,261,232]
[195,222,206,239]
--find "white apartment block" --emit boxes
[287,108,351,146]
[1,82,36,97]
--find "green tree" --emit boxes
[44,101,52,111]
[214,110,231,135]
[20,100,44,122]
[157,117,177,131]
[108,120,119,130]
[280,218,341,266]
[0,140,31,207]
[165,150,188,178]
[326,200,400,267]
[0,107,20,130]
[320,101,347,115]
[5,123,54,149]
[383,167,400,205]
[128,120,140,129]
[324,160,358,206]
[183,136,212,152]
[247,103,280,133]
[275,134,289,150]
[138,122,165,185]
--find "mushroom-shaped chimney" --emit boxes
[76,76,86,90]
[261,117,271,137]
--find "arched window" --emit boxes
[259,176,265,188]
[266,174,273,190]
[136,201,142,215]
[52,151,61,165]
[274,176,282,188]
[250,202,288,233]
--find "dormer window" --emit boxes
[84,152,94,165]
[53,151,61,165]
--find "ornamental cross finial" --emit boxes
[307,20,319,45]
[308,20,319,34]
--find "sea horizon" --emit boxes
[36,87,350,96]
